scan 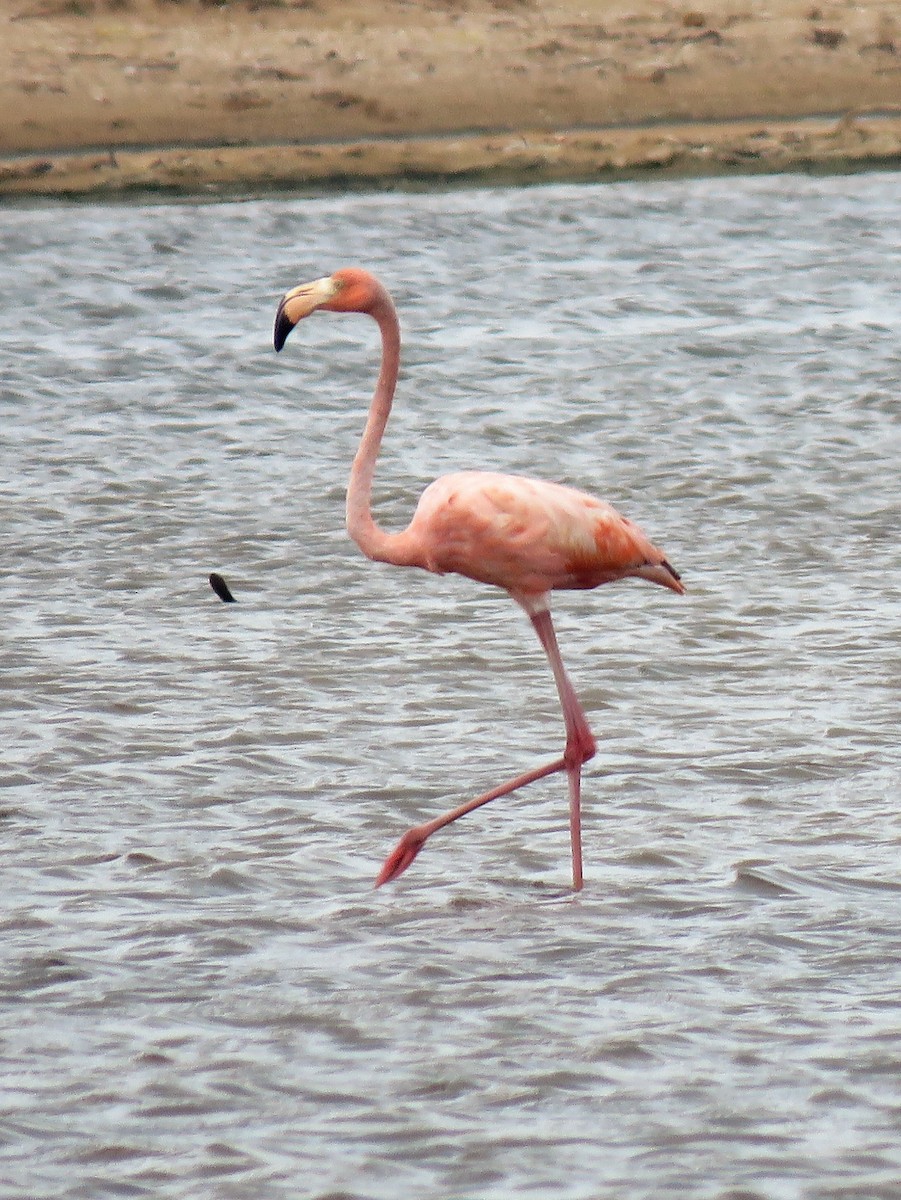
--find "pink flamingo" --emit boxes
[274,268,684,891]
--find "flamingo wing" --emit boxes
[405,471,681,597]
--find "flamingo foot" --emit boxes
[375,825,429,887]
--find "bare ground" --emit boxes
[2,0,900,195]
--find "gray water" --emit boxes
[1,173,899,1200]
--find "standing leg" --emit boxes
[528,608,596,891]
[375,600,594,890]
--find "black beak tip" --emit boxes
[273,305,294,353]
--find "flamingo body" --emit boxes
[403,469,680,600]
[274,267,684,890]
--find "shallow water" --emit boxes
[1,173,900,1199]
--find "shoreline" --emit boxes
[3,0,901,198]
[4,112,901,199]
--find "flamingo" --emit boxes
[274,268,684,891]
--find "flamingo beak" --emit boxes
[273,275,340,351]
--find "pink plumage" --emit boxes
[406,469,680,598]
[274,267,684,890]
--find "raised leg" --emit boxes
[375,754,567,886]
[376,600,595,892]
[375,603,595,889]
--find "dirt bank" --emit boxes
[2,0,900,195]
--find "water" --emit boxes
[1,173,899,1199]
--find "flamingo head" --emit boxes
[374,825,429,887]
[274,269,384,350]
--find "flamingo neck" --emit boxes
[345,291,414,566]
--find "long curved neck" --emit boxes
[345,291,413,565]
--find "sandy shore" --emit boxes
[2,0,900,196]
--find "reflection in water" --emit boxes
[1,173,900,1199]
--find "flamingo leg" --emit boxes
[375,755,568,886]
[375,607,595,890]
[528,609,596,892]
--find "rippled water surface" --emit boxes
[2,173,900,1199]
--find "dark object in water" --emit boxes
[209,572,237,603]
